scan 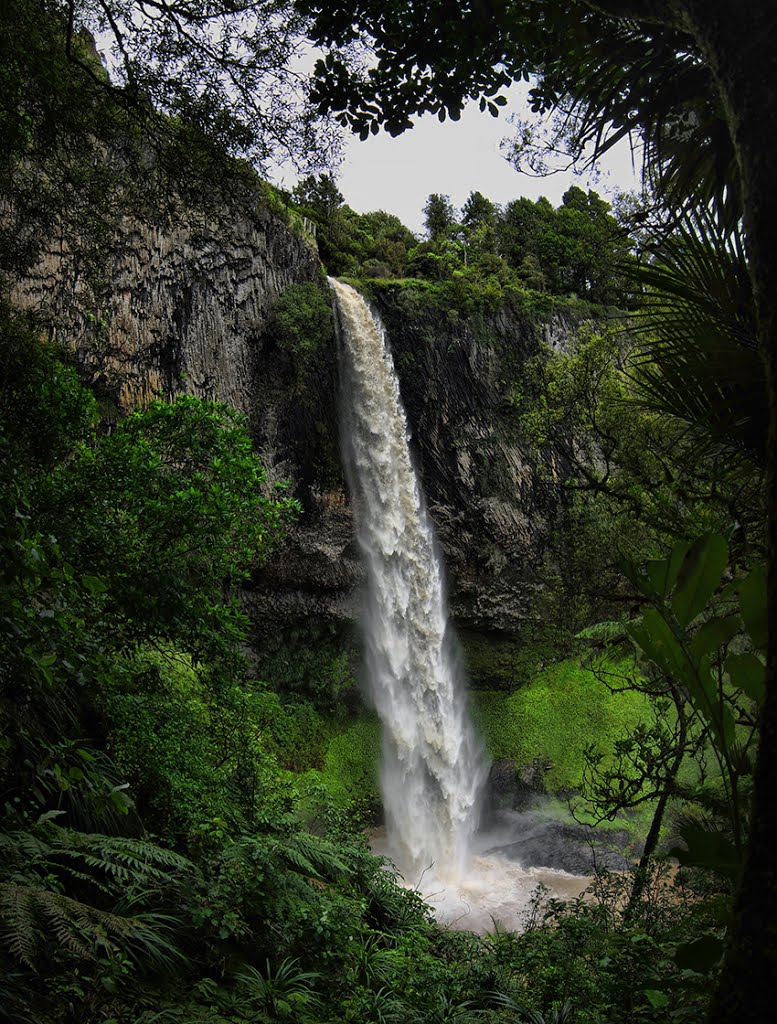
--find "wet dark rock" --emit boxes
[482,808,632,874]
[11,206,321,423]
[483,757,553,815]
[489,759,519,795]
[371,294,584,636]
[11,196,586,642]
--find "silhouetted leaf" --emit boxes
[690,614,740,662]
[672,533,728,626]
[725,652,765,703]
[669,825,741,879]
[737,564,767,650]
[674,933,725,972]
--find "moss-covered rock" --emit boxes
[471,658,654,793]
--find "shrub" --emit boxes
[272,281,334,357]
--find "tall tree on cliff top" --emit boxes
[423,193,457,240]
[296,1,777,1019]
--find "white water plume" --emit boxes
[331,279,486,884]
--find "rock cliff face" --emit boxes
[251,284,580,649]
[10,197,365,639]
[11,204,319,421]
[11,199,578,651]
[370,289,574,637]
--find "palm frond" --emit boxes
[348,935,406,986]
[489,991,574,1024]
[621,211,765,465]
[235,957,321,1019]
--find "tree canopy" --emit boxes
[0,0,338,280]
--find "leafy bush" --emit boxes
[272,281,335,358]
[318,716,382,813]
[254,622,360,714]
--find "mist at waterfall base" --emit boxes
[331,279,599,933]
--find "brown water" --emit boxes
[370,824,592,934]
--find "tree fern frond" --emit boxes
[0,829,52,871]
[280,845,318,877]
[620,211,766,464]
[283,832,350,880]
[0,882,185,970]
[52,830,192,880]
[40,894,94,960]
[0,884,38,968]
[14,826,194,895]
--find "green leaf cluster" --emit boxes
[272,280,335,360]
[621,533,765,870]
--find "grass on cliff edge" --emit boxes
[470,657,654,794]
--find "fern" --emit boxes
[1,885,38,969]
[54,830,192,886]
[1,824,191,890]
[0,824,190,974]
[281,832,350,881]
[576,620,629,643]
[280,844,318,877]
[0,882,183,969]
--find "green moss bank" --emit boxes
[314,659,655,820]
[471,658,653,792]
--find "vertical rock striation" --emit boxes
[11,205,320,423]
[371,289,582,635]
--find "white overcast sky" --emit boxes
[280,82,642,235]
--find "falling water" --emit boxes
[331,279,486,884]
[330,280,606,931]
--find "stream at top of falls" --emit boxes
[330,279,598,933]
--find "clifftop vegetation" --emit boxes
[288,174,636,310]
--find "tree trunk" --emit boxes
[623,787,670,922]
[624,706,687,923]
[674,2,777,1018]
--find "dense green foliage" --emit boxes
[272,281,336,361]
[512,323,764,637]
[2,290,743,1024]
[289,176,634,306]
[472,660,654,794]
[0,309,419,1022]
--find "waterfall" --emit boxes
[330,278,486,884]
